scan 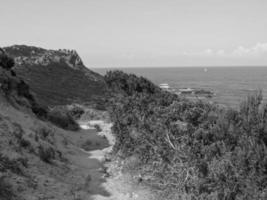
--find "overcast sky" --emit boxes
[1,0,267,67]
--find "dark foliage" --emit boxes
[0,51,80,131]
[31,103,48,119]
[106,70,267,199]
[0,48,15,70]
[104,70,161,96]
[12,62,106,106]
[0,175,14,200]
[68,106,84,120]
[38,144,56,163]
[47,108,79,131]
[0,153,27,175]
[4,45,107,107]
[16,80,34,101]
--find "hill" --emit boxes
[0,48,111,200]
[3,45,107,106]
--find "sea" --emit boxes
[93,67,267,108]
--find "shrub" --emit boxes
[16,80,34,101]
[68,106,84,120]
[0,153,28,174]
[31,103,48,119]
[94,124,102,132]
[0,49,15,70]
[104,70,161,96]
[105,70,267,199]
[47,108,79,131]
[38,144,55,163]
[19,136,31,148]
[36,126,54,144]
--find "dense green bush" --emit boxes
[104,70,161,96]
[68,105,84,120]
[0,48,15,70]
[38,143,56,163]
[94,124,102,132]
[31,103,48,119]
[47,108,79,131]
[105,70,267,200]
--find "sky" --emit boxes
[1,0,267,67]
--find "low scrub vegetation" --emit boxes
[67,105,84,120]
[0,153,28,175]
[0,48,14,70]
[0,51,79,131]
[47,107,79,131]
[105,70,267,200]
[38,143,56,163]
[94,124,102,132]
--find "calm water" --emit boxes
[93,67,267,107]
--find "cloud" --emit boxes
[184,48,225,57]
[232,43,267,57]
[203,49,213,55]
[182,42,267,58]
[216,49,225,56]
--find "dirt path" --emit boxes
[78,120,156,200]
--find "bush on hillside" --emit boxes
[104,70,161,96]
[16,80,34,101]
[68,105,84,120]
[0,153,28,175]
[0,49,15,70]
[38,143,56,163]
[47,108,79,131]
[106,70,267,199]
[94,124,102,132]
[31,103,48,119]
[35,126,55,145]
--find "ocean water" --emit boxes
[93,67,267,107]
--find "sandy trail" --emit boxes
[78,120,155,200]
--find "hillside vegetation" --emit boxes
[2,45,267,199]
[0,49,111,200]
[4,45,107,106]
[105,70,267,200]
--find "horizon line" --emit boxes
[91,65,267,69]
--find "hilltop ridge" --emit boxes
[5,45,82,68]
[3,45,107,106]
